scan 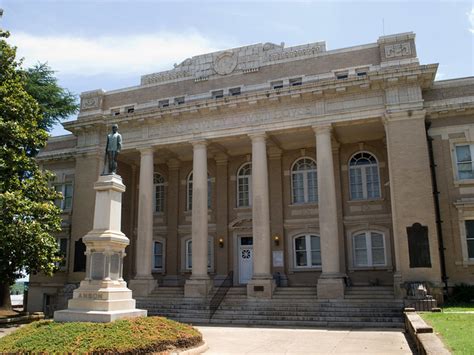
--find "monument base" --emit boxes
[54,309,147,323]
[247,278,276,299]
[184,278,213,298]
[317,275,345,299]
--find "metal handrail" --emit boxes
[209,271,233,319]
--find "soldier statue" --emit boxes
[103,124,122,175]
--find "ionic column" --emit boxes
[313,125,344,299]
[184,140,212,297]
[247,132,275,298]
[129,148,157,296]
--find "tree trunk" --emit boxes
[0,282,12,310]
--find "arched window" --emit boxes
[349,152,381,200]
[291,158,318,204]
[153,173,165,213]
[293,234,321,268]
[185,238,213,270]
[187,172,212,210]
[237,163,252,207]
[352,231,386,267]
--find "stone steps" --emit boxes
[136,286,404,329]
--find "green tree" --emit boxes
[0,30,63,310]
[23,63,77,131]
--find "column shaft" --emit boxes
[191,141,209,279]
[251,134,271,277]
[135,149,154,278]
[315,125,340,275]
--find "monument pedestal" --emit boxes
[54,174,146,322]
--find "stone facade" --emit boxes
[28,32,474,312]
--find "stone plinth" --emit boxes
[54,174,146,322]
[317,275,345,299]
[247,278,276,299]
[184,278,213,298]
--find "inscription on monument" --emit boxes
[91,252,105,280]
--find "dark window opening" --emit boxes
[229,87,241,96]
[212,90,224,99]
[159,100,170,108]
[290,77,302,86]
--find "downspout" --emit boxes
[425,121,449,298]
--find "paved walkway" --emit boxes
[197,326,413,354]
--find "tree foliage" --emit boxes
[0,30,63,309]
[23,63,78,131]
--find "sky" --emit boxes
[1,0,473,136]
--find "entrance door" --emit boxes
[239,236,253,284]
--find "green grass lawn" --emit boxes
[420,310,474,354]
[0,316,202,353]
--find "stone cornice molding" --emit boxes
[382,109,426,125]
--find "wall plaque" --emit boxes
[407,223,431,268]
[273,251,284,267]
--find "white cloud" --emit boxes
[8,31,228,77]
[469,7,474,34]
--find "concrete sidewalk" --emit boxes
[197,326,413,354]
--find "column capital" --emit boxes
[190,139,208,148]
[312,124,333,135]
[383,109,426,125]
[138,147,154,156]
[248,131,267,142]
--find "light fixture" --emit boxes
[218,237,224,248]
[273,234,280,246]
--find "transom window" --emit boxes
[153,241,164,270]
[466,220,474,259]
[352,231,386,267]
[292,158,318,204]
[294,234,321,268]
[187,172,212,210]
[349,152,381,200]
[153,173,165,213]
[455,145,474,180]
[237,163,252,207]
[185,239,212,270]
[55,182,74,210]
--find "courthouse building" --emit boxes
[28,32,474,313]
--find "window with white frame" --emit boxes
[153,173,165,213]
[352,231,386,267]
[54,182,74,210]
[56,237,68,271]
[293,234,321,268]
[187,172,212,210]
[349,152,381,200]
[292,158,318,204]
[466,220,474,259]
[455,145,474,180]
[153,241,164,270]
[237,163,252,207]
[185,239,212,270]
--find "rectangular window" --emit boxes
[336,72,348,80]
[55,182,74,211]
[456,145,474,180]
[111,109,120,116]
[289,77,302,86]
[174,96,185,105]
[353,232,386,267]
[466,220,474,259]
[57,237,68,270]
[212,90,224,99]
[158,99,170,108]
[229,87,241,96]
[271,81,283,89]
[153,241,163,270]
[126,106,135,113]
[294,235,321,268]
[155,184,165,213]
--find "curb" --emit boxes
[172,341,208,355]
[0,312,44,326]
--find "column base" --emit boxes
[54,279,147,323]
[317,276,345,299]
[393,272,404,298]
[184,278,213,298]
[247,278,276,299]
[129,278,157,297]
